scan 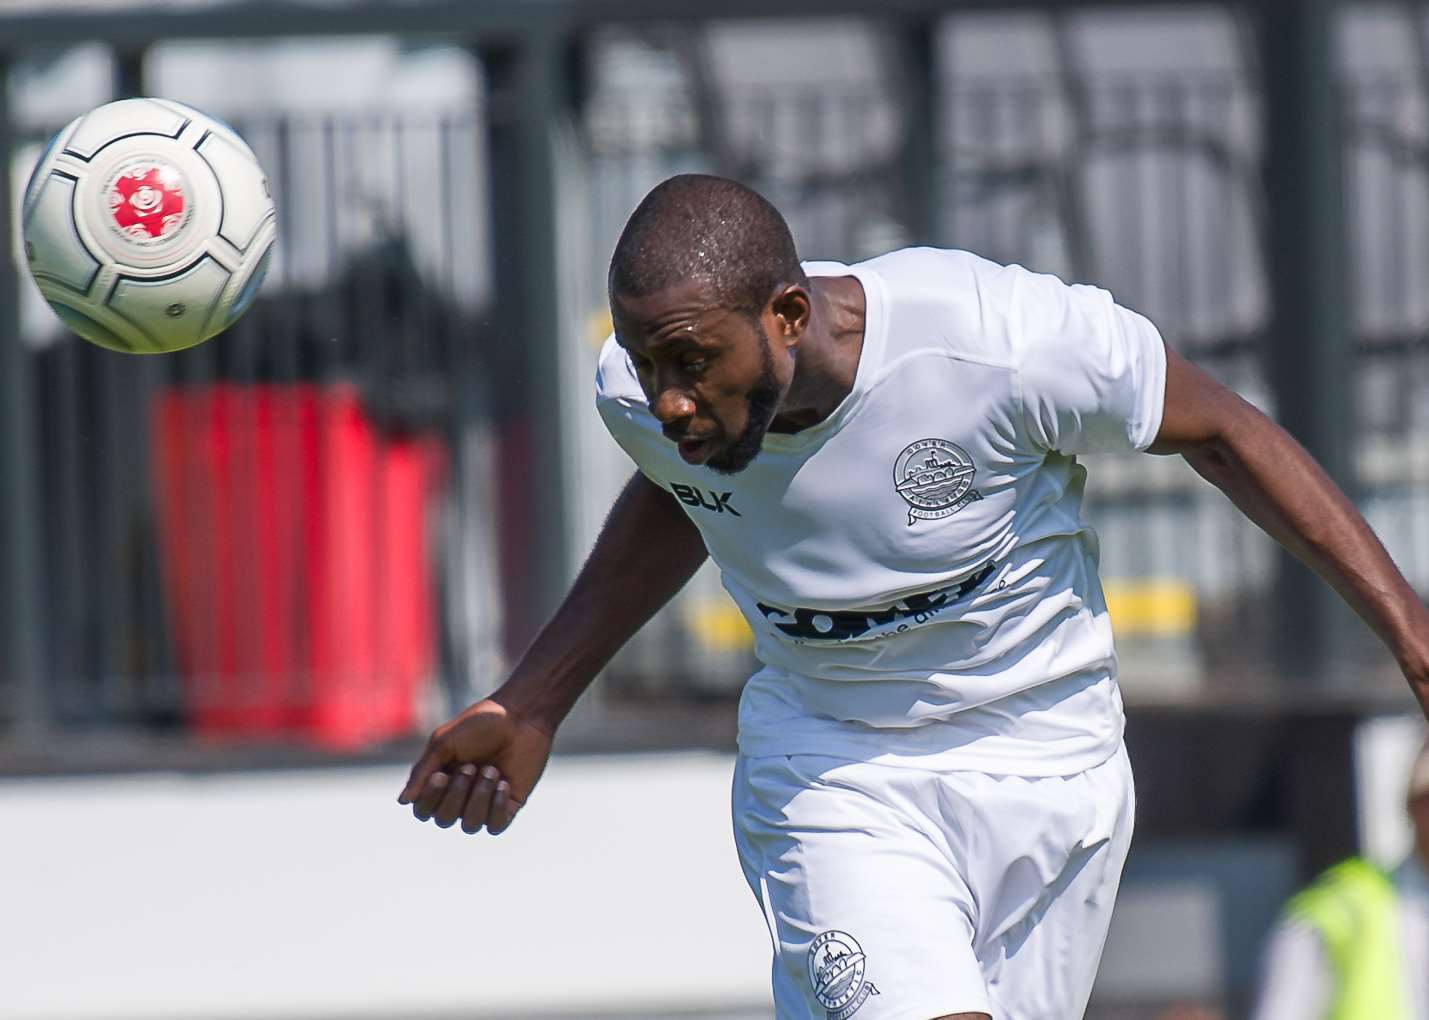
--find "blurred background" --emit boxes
[2,0,1428,1017]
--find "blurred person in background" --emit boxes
[1251,741,1429,1020]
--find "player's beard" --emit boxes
[706,327,782,476]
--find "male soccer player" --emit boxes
[399,174,1429,1019]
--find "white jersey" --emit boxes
[596,247,1167,775]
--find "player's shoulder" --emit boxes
[850,246,1032,367]
[855,244,999,280]
[857,245,1056,308]
[851,247,1011,288]
[595,333,643,404]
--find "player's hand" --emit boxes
[397,698,553,835]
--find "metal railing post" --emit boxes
[893,19,941,246]
[0,55,51,738]
[478,30,573,654]
[1258,0,1359,685]
[114,45,149,98]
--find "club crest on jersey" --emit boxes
[893,438,982,526]
[808,930,879,1020]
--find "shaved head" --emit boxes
[608,174,809,314]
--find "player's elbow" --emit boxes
[1182,439,1237,489]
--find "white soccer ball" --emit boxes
[21,97,277,354]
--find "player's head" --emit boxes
[608,174,811,475]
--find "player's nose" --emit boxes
[649,386,696,428]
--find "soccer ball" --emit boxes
[21,97,277,354]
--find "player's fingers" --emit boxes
[459,765,501,834]
[410,769,451,821]
[432,764,477,828]
[485,780,524,835]
[399,746,448,805]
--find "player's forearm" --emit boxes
[1182,407,1429,676]
[491,472,708,733]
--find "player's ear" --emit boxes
[770,285,811,346]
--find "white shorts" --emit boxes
[732,743,1135,1020]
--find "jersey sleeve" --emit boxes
[594,332,636,413]
[594,333,667,485]
[1008,265,1167,455]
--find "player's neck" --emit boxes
[769,276,866,433]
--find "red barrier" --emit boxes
[151,384,446,749]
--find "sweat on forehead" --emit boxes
[608,173,809,313]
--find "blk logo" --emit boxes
[671,482,741,516]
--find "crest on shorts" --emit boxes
[893,438,983,526]
[808,930,879,1020]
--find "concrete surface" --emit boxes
[2,751,773,1020]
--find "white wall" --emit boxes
[2,752,772,1020]
[1356,713,1429,868]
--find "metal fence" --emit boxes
[1349,74,1429,619]
[589,68,1429,703]
[3,55,1428,754]
[2,107,504,749]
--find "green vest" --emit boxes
[1286,857,1405,1020]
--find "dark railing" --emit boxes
[593,72,1429,701]
[2,111,503,749]
[3,68,1427,750]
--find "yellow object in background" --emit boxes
[683,595,755,653]
[587,308,615,349]
[1104,579,1197,637]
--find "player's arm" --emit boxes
[398,471,707,833]
[1147,344,1429,712]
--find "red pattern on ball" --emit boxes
[111,166,185,239]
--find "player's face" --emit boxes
[612,280,796,475]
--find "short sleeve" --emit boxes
[594,333,669,486]
[1010,265,1167,455]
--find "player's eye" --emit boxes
[681,355,710,375]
